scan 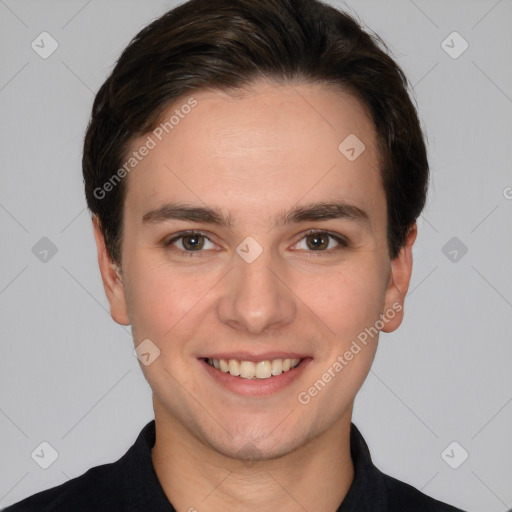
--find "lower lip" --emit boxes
[199,358,312,397]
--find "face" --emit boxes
[94,81,416,460]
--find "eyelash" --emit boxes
[164,229,349,258]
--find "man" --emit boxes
[4,0,466,510]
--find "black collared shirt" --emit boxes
[3,420,465,511]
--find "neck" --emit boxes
[151,402,354,512]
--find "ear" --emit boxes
[381,223,417,333]
[92,215,131,326]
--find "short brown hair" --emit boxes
[83,0,429,265]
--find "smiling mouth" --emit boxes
[203,357,303,379]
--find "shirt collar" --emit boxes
[120,420,176,511]
[120,420,387,511]
[336,423,388,511]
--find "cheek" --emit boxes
[124,260,216,344]
[295,265,385,414]
[295,260,387,341]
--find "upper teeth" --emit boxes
[207,358,301,379]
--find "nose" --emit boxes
[216,247,297,335]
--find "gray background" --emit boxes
[1,1,511,511]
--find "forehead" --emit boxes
[123,81,384,226]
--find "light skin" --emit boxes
[93,80,417,512]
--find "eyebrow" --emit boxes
[142,201,370,229]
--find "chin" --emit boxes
[198,414,311,461]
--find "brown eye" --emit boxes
[181,234,205,250]
[166,232,216,252]
[293,231,348,253]
[305,232,330,250]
